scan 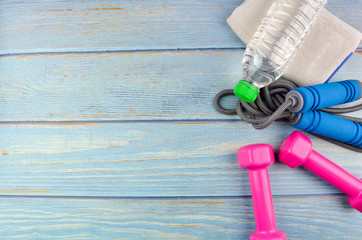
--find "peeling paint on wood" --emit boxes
[0,123,360,197]
[0,196,360,239]
[0,0,361,54]
[0,50,360,121]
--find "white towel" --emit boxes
[227,0,362,86]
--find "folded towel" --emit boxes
[227,0,362,86]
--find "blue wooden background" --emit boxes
[0,0,361,239]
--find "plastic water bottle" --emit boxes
[234,0,327,102]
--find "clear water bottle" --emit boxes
[234,0,327,102]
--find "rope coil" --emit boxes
[214,79,362,152]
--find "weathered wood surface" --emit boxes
[0,0,361,239]
[0,123,360,197]
[0,51,360,121]
[0,0,361,55]
[0,196,360,240]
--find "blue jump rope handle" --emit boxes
[290,80,362,113]
[293,111,362,148]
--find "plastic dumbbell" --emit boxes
[278,131,362,212]
[238,144,287,240]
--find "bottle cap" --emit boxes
[234,80,259,103]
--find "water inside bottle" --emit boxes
[242,48,278,89]
[240,0,326,91]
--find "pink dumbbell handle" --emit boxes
[249,168,277,232]
[304,151,362,197]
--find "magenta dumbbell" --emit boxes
[279,131,362,212]
[238,144,287,240]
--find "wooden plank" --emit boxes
[0,195,360,239]
[0,50,361,121]
[0,0,361,54]
[0,122,360,197]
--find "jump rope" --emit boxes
[214,79,362,152]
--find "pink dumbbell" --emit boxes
[238,144,287,240]
[279,131,362,212]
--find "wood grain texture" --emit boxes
[0,0,361,55]
[0,50,361,121]
[0,1,361,238]
[0,122,360,197]
[0,195,360,239]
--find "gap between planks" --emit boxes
[0,119,249,125]
[0,47,244,58]
[0,48,361,58]
[0,192,347,200]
